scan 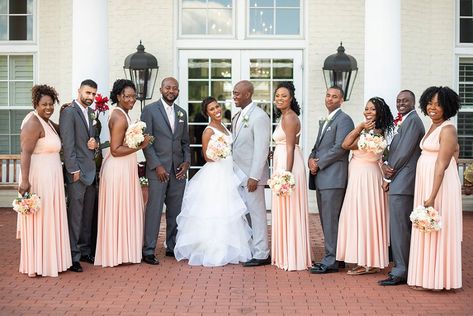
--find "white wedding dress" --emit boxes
[174,125,252,267]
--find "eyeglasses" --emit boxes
[122,94,137,100]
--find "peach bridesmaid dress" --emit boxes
[271,122,312,271]
[336,150,389,269]
[94,107,144,267]
[407,121,462,290]
[17,111,72,277]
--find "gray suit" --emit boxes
[386,111,424,278]
[60,100,97,262]
[141,99,191,255]
[232,104,270,260]
[308,110,354,268]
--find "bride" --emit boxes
[174,97,252,267]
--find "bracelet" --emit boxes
[383,177,392,183]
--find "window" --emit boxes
[0,0,34,41]
[248,0,301,36]
[180,0,233,36]
[458,58,473,158]
[0,55,34,154]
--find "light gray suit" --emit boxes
[386,111,424,278]
[232,103,270,260]
[308,109,354,268]
[141,99,191,255]
[60,100,97,262]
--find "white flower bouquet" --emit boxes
[206,134,231,161]
[12,193,41,215]
[125,120,154,149]
[139,176,149,186]
[357,130,387,154]
[409,205,441,232]
[267,170,296,197]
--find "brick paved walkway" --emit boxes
[0,208,471,316]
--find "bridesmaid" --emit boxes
[336,97,393,275]
[271,81,312,271]
[407,86,462,290]
[94,79,151,267]
[18,84,72,277]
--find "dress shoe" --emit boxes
[68,262,83,272]
[142,255,160,265]
[309,263,339,274]
[165,250,175,258]
[378,275,407,286]
[242,257,271,267]
[337,261,346,269]
[80,255,95,264]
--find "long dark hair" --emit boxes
[274,81,300,117]
[368,97,394,134]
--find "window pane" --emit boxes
[0,55,7,80]
[11,109,29,132]
[250,59,271,79]
[182,0,206,8]
[26,14,32,40]
[460,18,473,43]
[276,0,299,7]
[182,9,207,34]
[9,81,32,106]
[9,56,33,80]
[273,59,293,79]
[459,60,473,82]
[459,83,473,107]
[249,8,273,35]
[0,82,7,106]
[0,16,7,40]
[27,0,33,14]
[211,80,232,100]
[0,0,6,14]
[275,9,299,34]
[188,81,209,101]
[253,81,271,102]
[460,0,473,16]
[208,8,232,34]
[188,59,209,79]
[210,0,232,8]
[210,59,231,79]
[190,147,205,167]
[10,134,20,154]
[458,112,473,158]
[9,0,27,14]
[250,0,273,7]
[0,110,8,133]
[0,135,9,153]
[9,16,27,40]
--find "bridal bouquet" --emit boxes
[206,134,231,161]
[268,170,296,197]
[357,130,387,154]
[12,193,41,215]
[125,120,154,149]
[409,205,441,232]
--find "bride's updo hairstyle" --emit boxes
[201,96,218,119]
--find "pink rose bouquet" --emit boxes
[409,205,441,232]
[357,130,387,154]
[206,134,231,161]
[267,170,296,197]
[12,193,41,215]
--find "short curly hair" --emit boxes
[419,86,461,120]
[110,79,136,104]
[368,97,394,134]
[274,81,301,117]
[31,84,59,108]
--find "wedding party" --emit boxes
[1,0,472,315]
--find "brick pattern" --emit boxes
[0,208,471,315]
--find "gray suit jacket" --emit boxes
[387,111,425,195]
[232,104,270,185]
[60,100,97,186]
[141,99,191,178]
[308,109,354,191]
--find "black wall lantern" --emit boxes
[123,41,159,110]
[323,42,358,101]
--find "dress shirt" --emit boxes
[162,97,175,133]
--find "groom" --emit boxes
[232,80,271,267]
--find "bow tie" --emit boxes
[393,113,403,125]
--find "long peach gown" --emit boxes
[336,150,389,268]
[407,121,462,290]
[94,107,144,267]
[16,111,72,277]
[271,122,312,271]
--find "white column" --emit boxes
[364,0,401,113]
[72,0,110,144]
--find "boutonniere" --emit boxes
[177,110,184,123]
[242,115,249,128]
[89,112,97,122]
[319,117,331,125]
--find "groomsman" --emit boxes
[232,80,271,266]
[60,79,99,272]
[141,77,191,265]
[308,86,354,274]
[378,90,425,286]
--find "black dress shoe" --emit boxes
[80,255,95,264]
[68,262,83,272]
[142,255,160,265]
[337,261,346,269]
[378,275,407,286]
[242,256,271,267]
[165,250,175,258]
[309,263,339,274]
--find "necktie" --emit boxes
[83,107,89,128]
[167,106,175,133]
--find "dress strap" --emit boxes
[32,111,58,135]
[111,106,131,125]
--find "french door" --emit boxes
[178,50,303,177]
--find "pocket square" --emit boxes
[179,119,184,123]
[326,126,332,131]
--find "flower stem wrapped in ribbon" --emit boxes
[357,130,387,154]
[409,205,441,232]
[12,193,41,215]
[267,170,296,197]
